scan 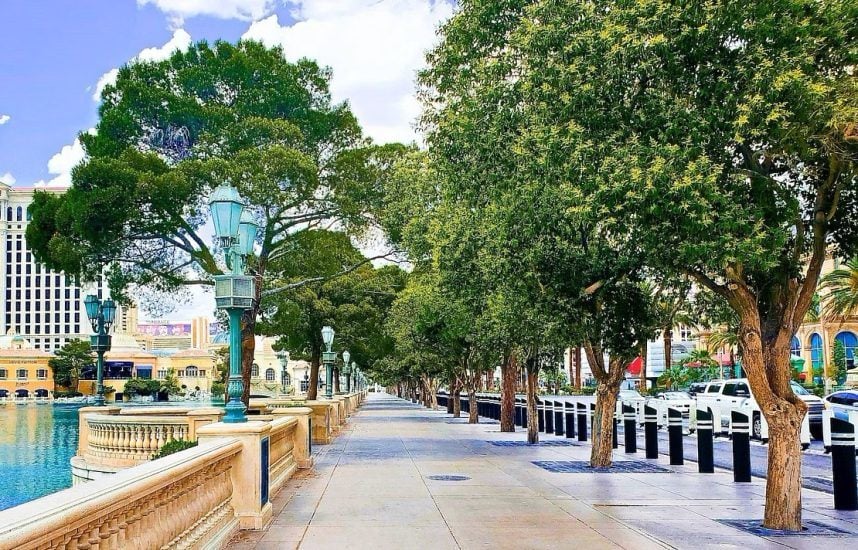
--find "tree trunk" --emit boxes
[574,347,582,390]
[663,327,673,373]
[639,342,647,390]
[735,300,807,530]
[240,311,256,406]
[467,388,478,423]
[525,360,539,444]
[452,381,461,418]
[591,375,622,467]
[500,353,517,432]
[446,376,454,414]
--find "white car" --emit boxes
[648,391,695,428]
[821,391,858,452]
[694,378,818,446]
[616,389,647,423]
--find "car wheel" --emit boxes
[752,413,762,440]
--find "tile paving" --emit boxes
[230,393,858,549]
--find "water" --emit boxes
[0,400,225,511]
[0,403,82,510]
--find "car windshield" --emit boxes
[619,390,643,399]
[790,382,810,395]
[663,392,691,400]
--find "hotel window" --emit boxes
[157,369,167,379]
[679,325,693,341]
[15,206,22,221]
[251,364,259,378]
[0,369,6,379]
[265,368,276,381]
[16,369,27,380]
[185,366,198,377]
[177,370,186,377]
[199,370,206,378]
[36,369,47,379]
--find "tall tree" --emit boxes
[49,339,93,392]
[27,40,404,405]
[504,0,856,529]
[259,230,405,400]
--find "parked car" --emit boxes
[647,391,695,428]
[687,382,708,397]
[825,390,858,413]
[695,378,822,441]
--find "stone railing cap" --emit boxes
[271,406,312,416]
[119,407,193,416]
[79,406,121,415]
[186,408,226,417]
[196,420,272,436]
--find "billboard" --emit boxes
[137,323,192,337]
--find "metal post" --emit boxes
[644,404,659,459]
[696,408,714,473]
[623,403,637,453]
[324,357,333,400]
[94,314,106,407]
[577,402,587,441]
[554,400,564,436]
[668,407,684,465]
[565,402,575,439]
[831,416,858,510]
[224,308,246,423]
[731,410,751,483]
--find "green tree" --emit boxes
[160,368,182,396]
[820,259,858,319]
[493,0,856,529]
[259,230,406,400]
[833,340,848,385]
[49,339,93,391]
[658,365,688,391]
[26,40,405,406]
[123,378,161,397]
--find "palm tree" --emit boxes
[820,259,858,320]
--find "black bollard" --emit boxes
[515,399,522,426]
[577,402,588,441]
[696,408,714,473]
[613,411,619,449]
[644,404,659,459]
[565,402,576,439]
[667,407,684,466]
[545,400,555,434]
[831,416,858,510]
[554,400,565,436]
[522,398,528,428]
[538,399,546,432]
[590,403,597,435]
[623,403,637,453]
[731,410,751,483]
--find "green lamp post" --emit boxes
[322,326,336,399]
[83,295,117,406]
[210,184,259,423]
[342,350,351,393]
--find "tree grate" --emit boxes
[489,441,576,447]
[719,519,856,537]
[532,460,673,473]
[426,475,471,481]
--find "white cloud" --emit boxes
[0,172,15,185]
[92,69,119,101]
[35,128,97,188]
[92,30,192,101]
[138,0,276,24]
[242,0,455,144]
[0,114,9,125]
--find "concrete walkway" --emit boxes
[231,393,858,549]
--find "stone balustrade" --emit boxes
[0,438,242,550]
[0,392,366,549]
[73,406,225,483]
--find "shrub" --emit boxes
[152,439,198,459]
[53,390,83,398]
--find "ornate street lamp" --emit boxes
[321,326,336,399]
[342,350,351,393]
[84,295,116,406]
[277,349,290,395]
[210,184,259,423]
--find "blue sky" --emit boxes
[0,0,453,187]
[0,0,453,320]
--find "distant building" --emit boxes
[0,183,105,353]
[0,330,53,399]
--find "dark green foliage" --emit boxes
[122,378,161,396]
[49,340,93,391]
[152,439,198,460]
